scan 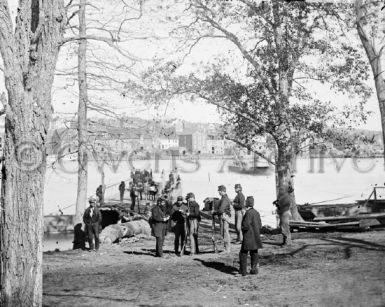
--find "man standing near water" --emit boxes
[233,184,245,244]
[213,185,232,253]
[119,181,125,203]
[83,197,102,252]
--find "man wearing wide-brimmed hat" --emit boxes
[213,185,232,253]
[238,196,262,276]
[83,196,102,252]
[233,183,245,244]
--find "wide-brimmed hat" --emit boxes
[246,196,254,207]
[218,185,226,192]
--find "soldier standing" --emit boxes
[213,185,232,253]
[186,192,201,255]
[233,183,245,244]
[238,196,262,276]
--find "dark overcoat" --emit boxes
[151,205,167,238]
[241,208,263,250]
[83,206,102,225]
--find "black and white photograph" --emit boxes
[0,0,384,306]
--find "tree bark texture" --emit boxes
[271,2,303,222]
[74,0,88,227]
[355,0,385,161]
[275,141,303,221]
[0,1,65,306]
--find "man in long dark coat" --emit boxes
[151,198,169,257]
[170,196,188,256]
[239,196,262,276]
[83,197,102,251]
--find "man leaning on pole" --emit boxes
[213,185,232,253]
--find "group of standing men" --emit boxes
[150,193,201,257]
[150,183,292,277]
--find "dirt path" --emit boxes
[43,228,385,307]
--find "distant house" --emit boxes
[206,139,225,155]
[178,130,206,154]
[158,138,179,150]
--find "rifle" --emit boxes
[180,200,190,256]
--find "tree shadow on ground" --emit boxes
[123,249,175,257]
[199,222,237,234]
[322,237,385,252]
[43,292,134,304]
[194,258,238,275]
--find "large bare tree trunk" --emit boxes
[74,0,88,228]
[0,1,65,306]
[271,1,303,222]
[275,141,304,221]
[355,0,385,160]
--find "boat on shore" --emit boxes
[294,187,385,230]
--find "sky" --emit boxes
[0,0,383,131]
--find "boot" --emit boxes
[250,250,258,275]
[282,234,292,246]
[239,251,248,276]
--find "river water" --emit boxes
[45,157,384,217]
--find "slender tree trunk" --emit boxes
[355,0,385,161]
[0,1,65,305]
[74,0,88,228]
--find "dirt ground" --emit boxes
[43,223,385,307]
